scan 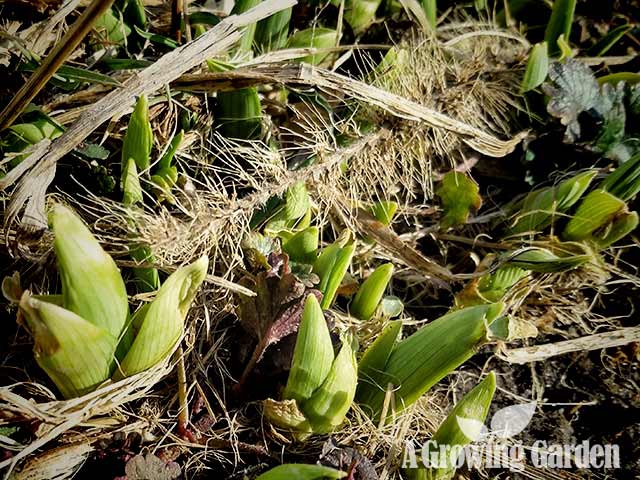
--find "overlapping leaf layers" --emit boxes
[2,205,208,398]
[1,0,638,479]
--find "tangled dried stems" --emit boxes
[3,13,599,480]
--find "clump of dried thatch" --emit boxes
[0,7,535,478]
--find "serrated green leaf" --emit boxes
[436,171,481,228]
[75,143,110,160]
[543,60,600,142]
[594,82,627,155]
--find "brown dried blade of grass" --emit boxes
[7,442,94,480]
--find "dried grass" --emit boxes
[0,350,177,477]
[3,9,630,480]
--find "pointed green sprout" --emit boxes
[357,304,506,422]
[122,157,143,206]
[421,0,437,30]
[507,243,595,272]
[282,227,319,264]
[350,263,394,320]
[544,0,576,57]
[357,320,402,389]
[594,211,639,248]
[405,373,497,480]
[301,334,358,433]
[93,8,131,48]
[122,94,153,171]
[265,182,311,234]
[343,0,383,34]
[130,244,160,292]
[6,113,63,167]
[455,264,529,308]
[313,240,356,309]
[559,154,640,248]
[3,205,207,398]
[151,130,183,201]
[232,0,261,53]
[266,295,358,434]
[51,204,130,345]
[214,0,263,140]
[563,190,628,242]
[254,9,292,51]
[600,153,640,202]
[17,293,117,399]
[509,170,597,235]
[370,200,398,226]
[283,295,334,404]
[115,255,209,379]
